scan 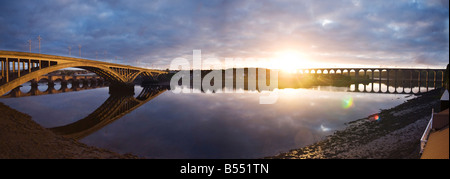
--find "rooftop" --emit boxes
[421,108,449,159]
[421,127,449,159]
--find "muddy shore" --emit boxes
[267,89,443,159]
[0,102,137,159]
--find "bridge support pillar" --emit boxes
[72,81,79,90]
[60,81,68,92]
[394,70,398,93]
[5,58,9,82]
[30,83,38,96]
[48,81,55,88]
[47,84,55,94]
[371,81,374,92]
[17,59,21,78]
[30,79,38,88]
[418,71,421,93]
[371,70,374,80]
[432,71,436,88]
[28,59,31,73]
[1,60,3,79]
[386,70,390,93]
[426,70,429,92]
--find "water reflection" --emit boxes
[79,85,412,158]
[49,85,167,139]
[0,82,416,158]
[348,82,434,94]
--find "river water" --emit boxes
[0,82,425,158]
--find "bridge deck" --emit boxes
[0,50,164,72]
[0,50,167,95]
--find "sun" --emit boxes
[272,50,311,73]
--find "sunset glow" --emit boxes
[1,0,447,69]
[272,50,313,72]
[0,0,448,162]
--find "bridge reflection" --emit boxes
[175,79,439,94]
[348,82,435,94]
[48,85,167,140]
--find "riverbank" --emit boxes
[267,88,443,159]
[0,102,137,159]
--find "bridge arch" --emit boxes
[53,79,63,91]
[53,78,63,83]
[19,84,33,94]
[349,69,356,75]
[0,62,127,95]
[1,51,167,95]
[66,79,76,89]
[37,77,50,84]
[77,78,88,88]
[37,83,50,92]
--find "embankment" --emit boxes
[268,88,443,159]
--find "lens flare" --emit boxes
[369,114,380,121]
[342,96,353,109]
[373,115,380,121]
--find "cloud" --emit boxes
[414,52,450,65]
[0,0,448,69]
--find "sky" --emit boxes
[0,0,448,69]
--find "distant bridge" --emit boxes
[296,68,446,92]
[297,68,446,83]
[0,50,167,95]
[0,75,107,98]
[27,74,103,85]
[347,82,434,94]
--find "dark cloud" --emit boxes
[0,0,448,68]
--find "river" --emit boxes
[0,82,428,158]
